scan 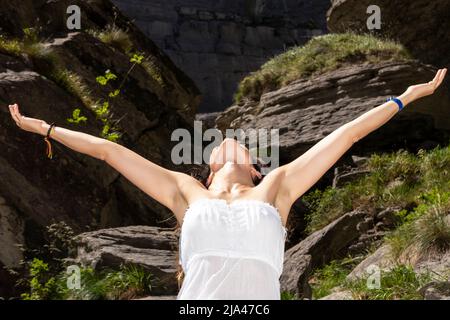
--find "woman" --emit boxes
[7,68,447,299]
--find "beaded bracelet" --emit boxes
[44,122,56,159]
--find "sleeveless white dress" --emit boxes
[177,198,288,300]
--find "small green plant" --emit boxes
[280,291,298,300]
[20,258,59,300]
[0,27,46,58]
[67,108,88,124]
[96,69,118,86]
[89,51,145,142]
[310,257,362,299]
[61,264,156,300]
[22,27,40,45]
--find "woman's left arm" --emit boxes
[276,68,447,205]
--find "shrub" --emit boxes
[20,259,60,300]
[347,265,431,300]
[386,190,450,261]
[60,264,156,300]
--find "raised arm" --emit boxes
[7,105,200,218]
[277,68,447,205]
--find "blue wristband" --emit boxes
[387,97,404,111]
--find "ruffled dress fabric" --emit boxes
[177,198,288,300]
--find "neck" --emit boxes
[208,163,254,195]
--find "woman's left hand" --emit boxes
[405,68,447,101]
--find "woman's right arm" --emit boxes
[7,104,200,218]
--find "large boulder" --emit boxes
[217,61,450,166]
[280,209,368,299]
[75,225,180,295]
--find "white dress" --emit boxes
[177,198,288,300]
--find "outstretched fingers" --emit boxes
[8,103,23,127]
[435,68,447,88]
[430,69,442,84]
[430,68,447,90]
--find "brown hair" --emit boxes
[175,159,267,289]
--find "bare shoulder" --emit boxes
[254,165,292,225]
[170,170,208,219]
[257,165,286,190]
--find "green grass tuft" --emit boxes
[347,265,431,300]
[386,190,450,262]
[234,32,412,103]
[88,24,133,54]
[311,260,432,300]
[303,145,450,234]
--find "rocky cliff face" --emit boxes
[216,60,450,165]
[0,0,200,295]
[112,0,330,112]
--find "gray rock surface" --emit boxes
[281,209,368,299]
[419,281,450,300]
[112,0,330,112]
[216,61,450,164]
[75,225,180,295]
[319,290,353,300]
[346,244,395,281]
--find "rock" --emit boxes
[327,0,450,69]
[376,207,402,227]
[356,219,371,233]
[284,198,310,250]
[0,196,24,268]
[419,281,450,300]
[0,262,19,299]
[332,169,371,188]
[319,290,353,300]
[346,244,395,281]
[351,155,369,167]
[216,61,450,165]
[75,226,180,295]
[280,254,313,299]
[281,209,368,299]
[112,0,331,111]
[195,112,221,129]
[414,251,450,280]
[135,295,177,300]
[0,0,200,287]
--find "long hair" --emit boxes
[175,158,267,290]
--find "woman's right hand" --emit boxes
[8,103,47,135]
